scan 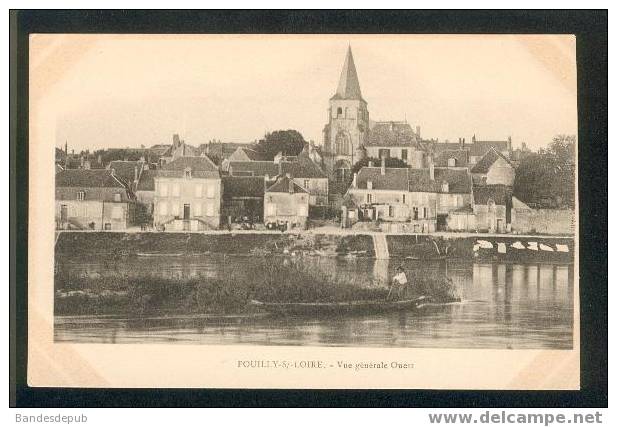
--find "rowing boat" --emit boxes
[249,296,429,316]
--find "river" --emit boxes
[54,255,574,349]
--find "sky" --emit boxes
[30,34,577,152]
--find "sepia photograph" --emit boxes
[25,31,584,390]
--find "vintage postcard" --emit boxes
[28,34,579,389]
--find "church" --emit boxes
[321,46,426,186]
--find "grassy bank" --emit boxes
[54,258,457,316]
[55,232,375,258]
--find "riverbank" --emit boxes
[55,231,574,262]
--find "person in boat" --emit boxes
[389,266,409,300]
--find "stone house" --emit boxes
[364,121,425,169]
[344,161,472,232]
[471,147,516,186]
[153,156,221,231]
[134,168,157,216]
[55,169,135,230]
[264,175,309,229]
[472,184,511,233]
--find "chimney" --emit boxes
[352,172,357,188]
[458,137,463,149]
[173,134,180,146]
[65,141,68,155]
[462,137,466,147]
[416,126,421,138]
[380,156,386,175]
[507,136,512,151]
[134,166,139,183]
[429,157,435,181]
[472,134,476,144]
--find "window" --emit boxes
[402,194,406,204]
[335,132,351,155]
[366,193,373,204]
[159,202,168,216]
[194,202,202,217]
[172,183,180,197]
[206,183,215,198]
[303,180,310,189]
[401,149,408,161]
[337,107,343,117]
[160,183,168,197]
[77,191,85,201]
[423,207,428,218]
[441,182,449,193]
[389,205,394,217]
[378,149,390,159]
[184,168,192,179]
[413,207,419,220]
[112,206,123,219]
[194,184,203,198]
[114,193,121,202]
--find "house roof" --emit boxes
[366,121,418,147]
[469,140,509,157]
[56,169,129,189]
[135,169,157,192]
[356,167,410,191]
[222,176,265,199]
[433,168,472,193]
[241,148,269,161]
[108,160,142,183]
[229,161,280,177]
[431,141,464,154]
[149,144,171,156]
[265,175,308,194]
[355,166,471,194]
[331,46,364,102]
[281,158,328,179]
[473,184,510,205]
[434,149,469,167]
[470,147,513,174]
[158,156,220,178]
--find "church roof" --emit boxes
[366,121,418,147]
[331,46,364,102]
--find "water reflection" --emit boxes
[55,254,574,349]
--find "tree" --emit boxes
[254,130,307,160]
[513,135,575,209]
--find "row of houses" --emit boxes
[342,146,528,233]
[55,142,327,231]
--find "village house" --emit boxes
[153,156,221,231]
[470,147,516,186]
[364,121,426,169]
[264,174,309,229]
[471,184,511,233]
[134,168,157,216]
[468,135,512,166]
[344,160,472,232]
[55,169,135,230]
[221,176,265,223]
[227,155,329,208]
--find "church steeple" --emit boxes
[333,46,364,101]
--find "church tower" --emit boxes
[322,46,369,182]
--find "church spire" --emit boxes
[333,46,364,101]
